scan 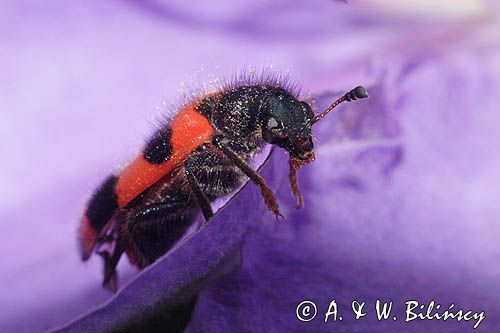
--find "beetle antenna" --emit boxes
[312,86,368,124]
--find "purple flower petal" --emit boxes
[187,47,500,332]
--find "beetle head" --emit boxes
[262,91,316,162]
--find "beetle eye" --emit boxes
[262,116,288,143]
[267,117,279,130]
[265,117,287,140]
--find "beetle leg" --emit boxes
[97,242,124,292]
[213,135,283,221]
[289,158,304,209]
[184,160,214,222]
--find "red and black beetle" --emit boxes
[79,76,368,289]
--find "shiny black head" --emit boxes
[261,90,315,161]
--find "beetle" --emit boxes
[79,77,368,289]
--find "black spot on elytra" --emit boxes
[144,127,173,164]
[86,175,119,230]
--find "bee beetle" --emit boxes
[79,78,368,289]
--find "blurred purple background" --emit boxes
[2,1,500,332]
